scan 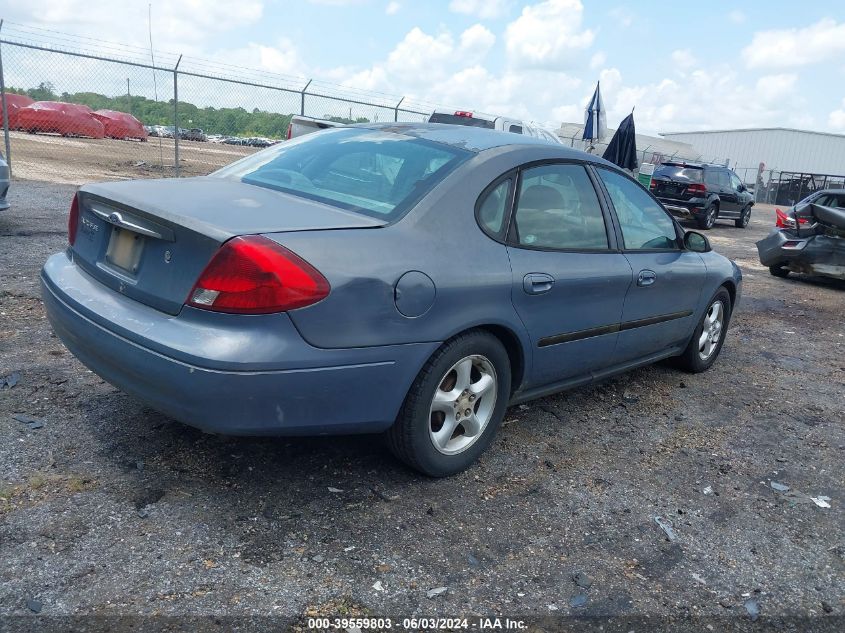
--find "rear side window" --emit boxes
[512,164,608,250]
[508,125,523,134]
[654,165,703,182]
[717,170,731,189]
[598,168,679,250]
[477,178,512,237]
[212,128,470,220]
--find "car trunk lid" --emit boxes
[71,177,385,315]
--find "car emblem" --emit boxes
[108,212,122,224]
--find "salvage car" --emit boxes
[93,110,148,141]
[758,191,845,281]
[42,124,742,476]
[17,101,105,139]
[650,162,754,230]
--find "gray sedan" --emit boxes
[42,124,741,476]
[0,154,9,212]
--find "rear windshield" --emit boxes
[654,164,703,182]
[212,128,471,220]
[428,113,495,129]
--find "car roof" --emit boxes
[351,122,605,160]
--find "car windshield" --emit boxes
[428,113,495,129]
[212,127,471,220]
[654,165,703,182]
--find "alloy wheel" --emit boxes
[706,206,717,228]
[698,300,724,360]
[428,355,498,455]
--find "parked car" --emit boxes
[428,109,562,144]
[286,115,345,139]
[181,128,207,142]
[650,162,754,230]
[0,153,9,212]
[17,101,105,139]
[773,189,845,229]
[207,134,225,143]
[42,124,741,476]
[92,110,147,141]
[757,192,845,280]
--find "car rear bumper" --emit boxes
[756,230,845,279]
[41,251,438,435]
[656,197,707,218]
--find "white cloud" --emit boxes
[385,1,401,15]
[729,10,746,24]
[742,18,845,68]
[829,99,845,131]
[449,0,511,20]
[670,49,697,71]
[504,0,595,69]
[589,52,606,69]
[608,6,634,28]
[460,24,496,59]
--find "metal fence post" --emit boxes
[0,20,11,176]
[300,79,312,116]
[173,55,182,177]
[394,97,404,122]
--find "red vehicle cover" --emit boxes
[17,101,105,139]
[92,109,148,140]
[1,94,35,129]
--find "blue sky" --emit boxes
[3,0,845,135]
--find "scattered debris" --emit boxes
[703,485,713,495]
[744,598,760,621]
[467,553,480,567]
[372,581,384,592]
[1,371,21,388]
[654,516,677,541]
[770,481,790,492]
[547,604,559,611]
[622,391,639,404]
[692,573,707,585]
[572,572,592,589]
[136,507,150,519]
[327,487,343,493]
[822,601,833,614]
[719,598,733,609]
[12,414,44,430]
[26,599,42,614]
[426,587,447,599]
[810,496,831,509]
[343,546,356,552]
[569,592,588,608]
[370,487,399,502]
[311,555,325,563]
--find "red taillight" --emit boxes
[454,110,473,118]
[649,179,656,189]
[187,236,330,314]
[68,193,79,246]
[775,207,790,228]
[686,183,706,195]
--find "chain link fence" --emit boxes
[0,30,432,184]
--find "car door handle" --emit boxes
[637,270,657,287]
[523,273,555,295]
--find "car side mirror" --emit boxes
[737,184,746,192]
[684,231,711,253]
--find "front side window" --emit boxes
[213,128,471,220]
[512,164,608,250]
[730,173,743,190]
[598,168,679,250]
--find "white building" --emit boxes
[659,128,845,175]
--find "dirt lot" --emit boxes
[6,131,259,183]
[0,180,843,630]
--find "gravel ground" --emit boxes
[0,180,843,629]
[5,131,258,184]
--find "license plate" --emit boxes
[105,226,144,274]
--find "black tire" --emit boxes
[696,203,718,230]
[674,288,732,373]
[735,205,751,228]
[769,265,790,278]
[386,330,511,477]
